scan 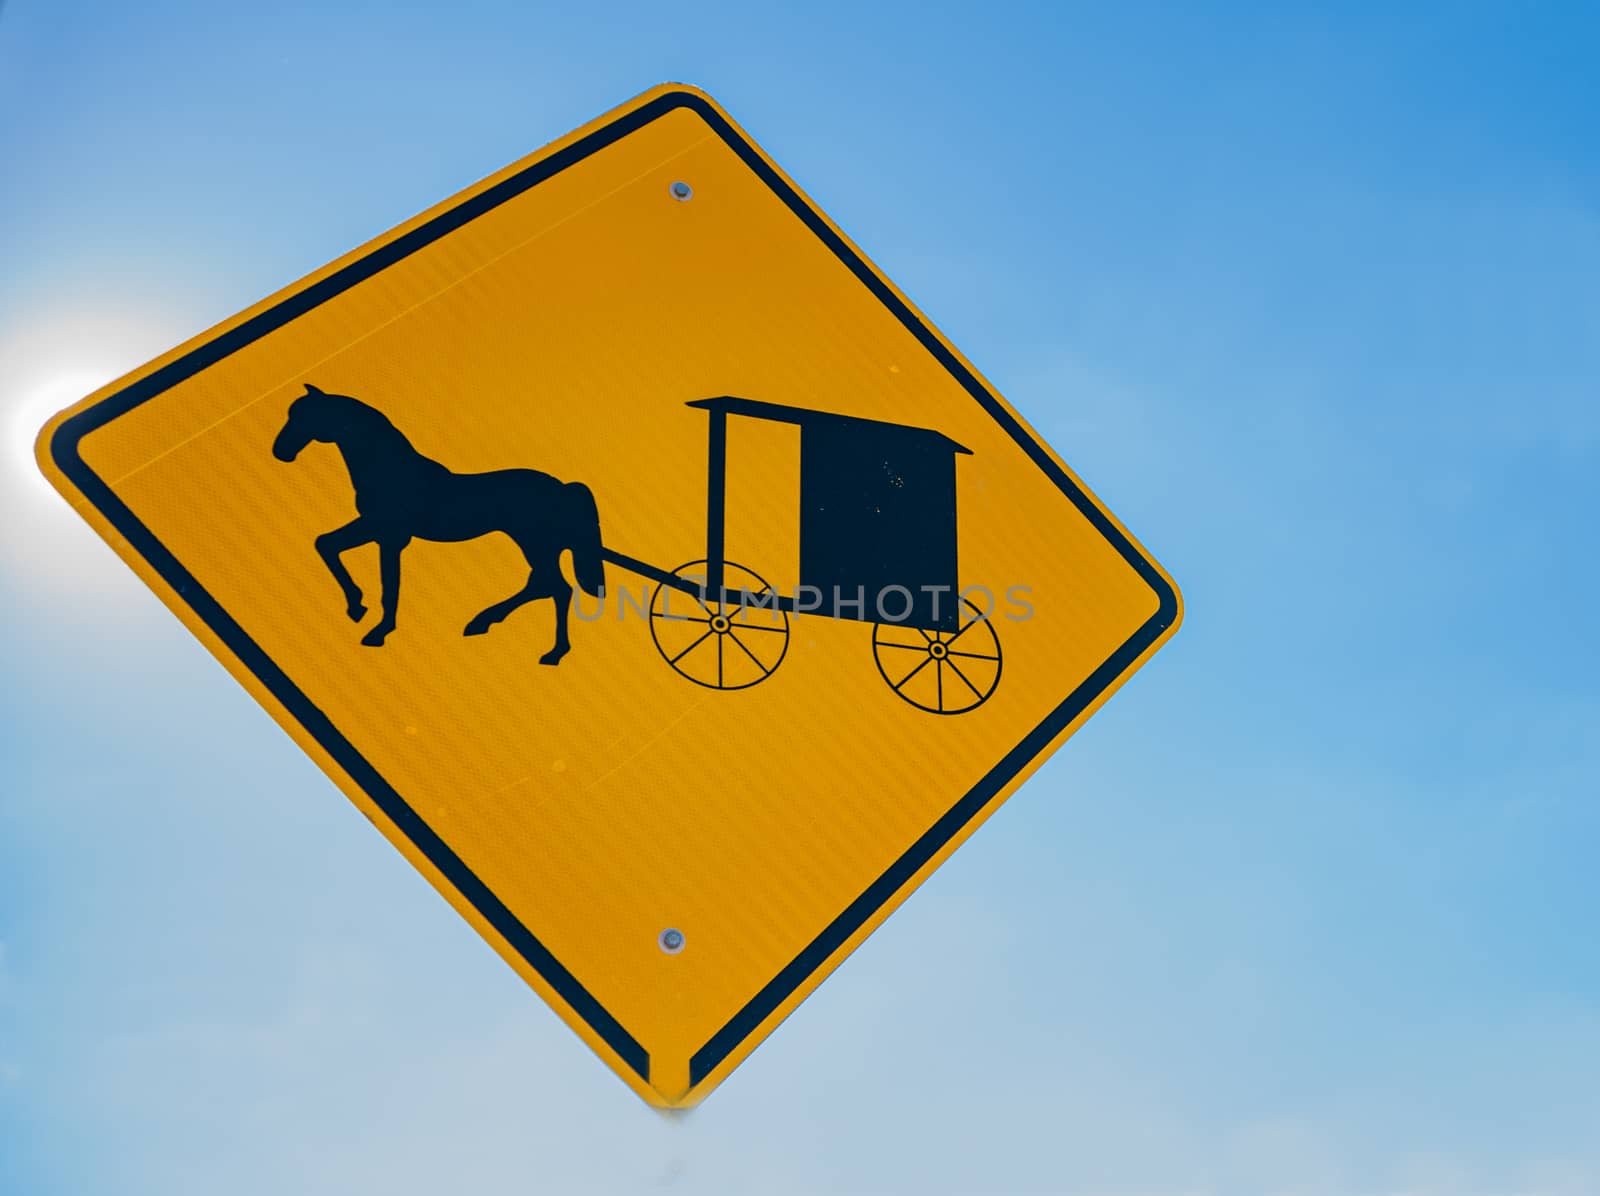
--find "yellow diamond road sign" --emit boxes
[38,84,1182,1107]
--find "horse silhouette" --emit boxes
[272,383,604,665]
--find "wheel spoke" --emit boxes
[653,612,711,624]
[725,619,787,633]
[943,619,981,648]
[876,629,928,649]
[945,657,984,699]
[725,592,781,615]
[936,659,944,709]
[726,629,773,676]
[683,584,714,618]
[717,634,724,687]
[943,598,994,649]
[892,655,933,692]
[948,648,999,661]
[659,587,712,621]
[669,629,713,666]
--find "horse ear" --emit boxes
[303,382,324,396]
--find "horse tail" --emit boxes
[565,482,605,598]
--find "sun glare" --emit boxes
[0,367,145,600]
[8,370,116,500]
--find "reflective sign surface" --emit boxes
[38,84,1181,1107]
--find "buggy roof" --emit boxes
[687,396,971,455]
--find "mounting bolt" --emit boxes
[659,927,685,954]
[669,180,693,202]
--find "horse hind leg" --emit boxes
[464,572,543,637]
[464,565,574,667]
[539,575,573,667]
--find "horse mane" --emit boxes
[328,393,415,452]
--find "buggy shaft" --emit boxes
[599,548,781,610]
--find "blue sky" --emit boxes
[3,1,1598,1192]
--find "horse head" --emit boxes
[273,383,352,462]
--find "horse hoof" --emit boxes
[463,617,492,637]
[361,627,391,647]
[538,649,568,667]
[347,602,368,622]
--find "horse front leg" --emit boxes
[361,538,409,647]
[539,575,573,667]
[315,518,372,622]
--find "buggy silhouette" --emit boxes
[602,397,1001,715]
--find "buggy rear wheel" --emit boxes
[873,596,1001,715]
[650,559,789,691]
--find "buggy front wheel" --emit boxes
[649,559,789,691]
